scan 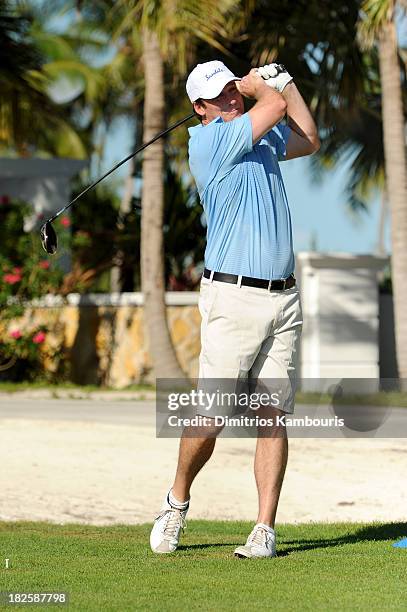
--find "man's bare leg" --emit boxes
[254,409,288,528]
[151,424,221,554]
[171,422,222,502]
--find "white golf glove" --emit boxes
[256,63,293,93]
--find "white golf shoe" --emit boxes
[150,494,189,554]
[234,523,276,558]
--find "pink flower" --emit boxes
[13,267,23,274]
[3,273,22,284]
[60,216,71,228]
[10,330,22,340]
[39,260,50,270]
[32,331,46,344]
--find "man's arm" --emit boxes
[237,69,288,144]
[282,83,320,160]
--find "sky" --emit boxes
[281,156,389,255]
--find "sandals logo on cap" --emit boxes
[205,67,224,81]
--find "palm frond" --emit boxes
[358,0,395,49]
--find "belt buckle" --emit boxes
[281,277,287,291]
[267,279,272,291]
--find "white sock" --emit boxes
[255,523,275,534]
[168,489,189,510]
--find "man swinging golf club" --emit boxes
[150,60,320,558]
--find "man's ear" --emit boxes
[193,99,206,120]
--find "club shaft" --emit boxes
[48,112,195,223]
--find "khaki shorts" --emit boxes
[198,276,303,415]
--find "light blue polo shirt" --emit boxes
[188,113,294,280]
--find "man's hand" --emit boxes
[256,63,293,93]
[236,68,270,100]
[237,69,287,144]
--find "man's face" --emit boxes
[194,81,244,124]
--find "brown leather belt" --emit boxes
[203,268,296,291]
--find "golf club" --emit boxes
[40,112,195,255]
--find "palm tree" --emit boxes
[139,27,181,377]
[358,0,407,383]
[0,0,96,157]
[114,0,236,379]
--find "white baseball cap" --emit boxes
[186,60,241,103]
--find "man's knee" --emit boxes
[182,418,224,439]
[254,406,287,438]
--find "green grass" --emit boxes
[0,521,406,611]
[296,391,407,408]
[1,382,406,408]
[0,382,154,394]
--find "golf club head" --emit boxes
[40,221,58,255]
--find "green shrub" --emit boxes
[0,198,68,381]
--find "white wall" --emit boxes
[296,252,389,389]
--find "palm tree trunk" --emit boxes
[378,20,407,384]
[141,28,185,379]
[376,189,388,257]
